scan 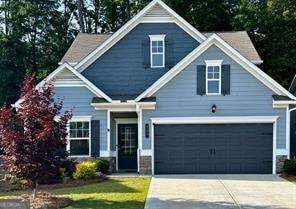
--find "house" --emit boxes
[31,0,296,175]
[289,75,296,159]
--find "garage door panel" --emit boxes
[154,123,273,174]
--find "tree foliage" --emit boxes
[0,74,72,193]
[0,0,295,106]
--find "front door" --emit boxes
[118,124,138,170]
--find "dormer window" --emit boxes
[149,34,166,68]
[205,60,223,95]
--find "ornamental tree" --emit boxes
[0,74,72,197]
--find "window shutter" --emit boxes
[142,37,150,69]
[197,65,206,95]
[91,120,100,157]
[221,64,231,95]
[165,36,174,69]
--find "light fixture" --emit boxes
[211,105,217,113]
[145,124,149,138]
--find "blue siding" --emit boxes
[82,23,199,98]
[54,87,108,151]
[142,46,286,149]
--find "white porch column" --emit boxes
[107,110,111,152]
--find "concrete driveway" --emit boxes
[144,175,296,209]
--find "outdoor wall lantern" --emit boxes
[211,104,217,113]
[145,124,149,138]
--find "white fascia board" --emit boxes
[39,63,113,102]
[91,102,156,110]
[135,34,296,101]
[74,0,206,73]
[151,116,279,124]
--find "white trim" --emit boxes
[149,34,166,68]
[151,116,278,124]
[150,116,279,175]
[135,34,296,101]
[273,122,277,174]
[286,107,290,159]
[13,63,114,107]
[276,149,288,155]
[137,108,143,173]
[140,149,152,156]
[67,116,92,158]
[91,102,156,111]
[74,0,206,73]
[205,60,222,95]
[273,100,296,106]
[41,63,112,102]
[100,150,116,157]
[115,118,138,171]
[107,110,111,152]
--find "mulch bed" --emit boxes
[0,175,107,193]
[22,192,71,209]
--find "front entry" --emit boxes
[118,124,138,170]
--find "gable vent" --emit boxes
[143,3,174,22]
[52,69,84,86]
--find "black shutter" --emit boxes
[91,120,100,157]
[197,65,206,95]
[221,64,231,95]
[165,36,174,69]
[142,37,150,69]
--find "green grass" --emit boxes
[0,177,151,209]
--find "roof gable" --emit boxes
[135,34,296,101]
[74,0,206,73]
[38,63,113,102]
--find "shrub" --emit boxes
[93,159,110,174]
[73,161,97,180]
[283,159,296,175]
[60,159,76,178]
[9,176,22,187]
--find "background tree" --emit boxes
[0,0,295,106]
[0,74,72,198]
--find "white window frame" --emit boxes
[149,34,166,68]
[205,60,223,95]
[67,116,92,158]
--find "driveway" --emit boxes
[145,175,296,209]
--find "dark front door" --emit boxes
[118,124,138,170]
[154,123,273,174]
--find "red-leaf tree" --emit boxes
[0,74,72,197]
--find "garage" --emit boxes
[154,123,273,174]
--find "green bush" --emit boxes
[283,159,296,175]
[73,161,97,180]
[93,159,110,174]
[9,176,22,187]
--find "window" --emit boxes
[149,34,166,68]
[206,60,222,95]
[67,118,91,157]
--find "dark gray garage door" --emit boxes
[154,124,273,174]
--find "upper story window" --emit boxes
[67,117,91,157]
[205,60,223,95]
[149,34,166,68]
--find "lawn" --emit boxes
[0,177,151,209]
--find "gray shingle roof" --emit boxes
[60,33,111,64]
[60,31,262,64]
[203,31,262,63]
